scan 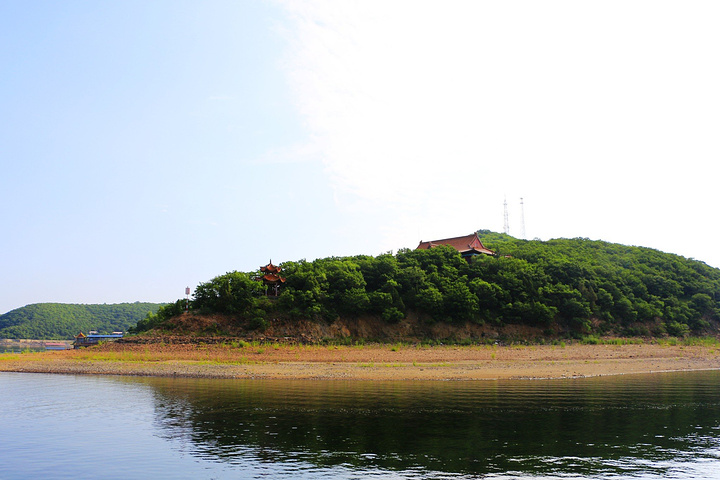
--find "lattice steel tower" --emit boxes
[503,197,510,235]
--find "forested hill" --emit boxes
[474,231,720,334]
[0,302,164,339]
[138,231,720,340]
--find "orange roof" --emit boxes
[260,261,282,274]
[262,273,286,283]
[416,233,494,256]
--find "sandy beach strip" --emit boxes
[1,343,719,380]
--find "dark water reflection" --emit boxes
[130,371,720,477]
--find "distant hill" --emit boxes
[0,302,165,339]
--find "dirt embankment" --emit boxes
[142,311,548,345]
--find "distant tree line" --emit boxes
[135,231,720,338]
[0,302,164,339]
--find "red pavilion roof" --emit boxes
[260,260,285,284]
[262,273,286,284]
[260,261,282,274]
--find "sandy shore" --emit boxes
[1,342,719,380]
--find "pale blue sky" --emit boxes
[2,1,720,314]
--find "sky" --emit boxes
[2,0,719,314]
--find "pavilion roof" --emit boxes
[260,261,282,274]
[262,273,286,284]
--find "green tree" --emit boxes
[193,271,264,314]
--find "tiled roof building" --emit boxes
[416,233,495,259]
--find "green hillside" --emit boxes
[0,302,165,339]
[138,232,720,339]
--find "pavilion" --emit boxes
[260,260,286,296]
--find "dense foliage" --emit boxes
[474,232,720,336]
[141,232,720,338]
[0,302,164,339]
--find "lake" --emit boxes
[1,371,720,479]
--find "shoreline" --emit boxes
[1,343,719,381]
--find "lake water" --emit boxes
[1,371,720,479]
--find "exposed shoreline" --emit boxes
[1,342,719,381]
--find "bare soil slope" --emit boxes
[142,311,548,345]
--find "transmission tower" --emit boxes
[520,197,526,239]
[503,197,509,235]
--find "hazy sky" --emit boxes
[2,1,719,314]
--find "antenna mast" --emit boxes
[503,197,510,235]
[520,197,526,239]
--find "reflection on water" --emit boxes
[136,373,720,478]
[1,371,720,479]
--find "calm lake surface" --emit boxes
[2,371,720,479]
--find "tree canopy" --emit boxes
[136,232,720,338]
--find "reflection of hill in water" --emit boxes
[130,373,720,476]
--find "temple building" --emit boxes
[416,232,495,260]
[260,260,286,296]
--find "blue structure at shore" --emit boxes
[73,331,124,348]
